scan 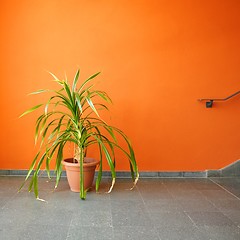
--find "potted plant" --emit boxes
[20,69,139,199]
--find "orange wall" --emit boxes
[1,0,240,171]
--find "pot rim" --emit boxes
[62,157,100,167]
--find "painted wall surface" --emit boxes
[1,0,240,171]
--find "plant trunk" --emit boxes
[79,147,85,199]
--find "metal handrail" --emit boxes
[198,90,240,108]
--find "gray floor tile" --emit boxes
[143,192,174,201]
[3,192,48,210]
[110,199,146,212]
[211,199,240,211]
[137,179,166,189]
[149,211,194,228]
[113,226,160,240]
[21,224,69,240]
[0,176,239,240]
[156,225,209,240]
[0,223,27,240]
[144,199,183,212]
[67,226,114,240]
[186,211,236,227]
[198,225,240,240]
[77,199,111,212]
[177,199,218,212]
[220,210,240,226]
[32,208,74,226]
[139,189,174,200]
[0,197,12,208]
[0,184,19,198]
[110,178,138,191]
[71,209,112,227]
[190,179,222,190]
[109,188,141,201]
[200,189,237,200]
[0,206,36,225]
[210,177,240,197]
[170,190,206,200]
[161,178,187,184]
[112,208,152,227]
[164,182,196,192]
[0,188,18,198]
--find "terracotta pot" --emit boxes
[62,158,100,192]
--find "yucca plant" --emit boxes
[20,69,139,199]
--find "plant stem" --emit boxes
[79,146,85,199]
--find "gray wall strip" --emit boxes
[1,160,239,178]
[0,170,206,178]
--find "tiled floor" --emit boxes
[0,176,240,240]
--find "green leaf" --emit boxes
[78,72,101,93]
[93,135,116,179]
[45,155,51,179]
[104,125,118,143]
[40,119,56,147]
[63,81,74,105]
[86,96,100,117]
[47,71,62,84]
[34,114,45,144]
[28,89,49,95]
[113,127,138,173]
[72,69,80,92]
[96,148,102,192]
[95,91,112,104]
[86,72,101,81]
[44,96,53,115]
[48,115,65,141]
[54,143,64,188]
[19,104,43,118]
[24,152,40,183]
[33,173,39,198]
[75,93,83,114]
[28,177,34,192]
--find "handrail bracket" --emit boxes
[198,90,240,108]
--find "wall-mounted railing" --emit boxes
[198,90,240,108]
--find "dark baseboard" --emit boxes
[0,160,239,178]
[206,160,240,177]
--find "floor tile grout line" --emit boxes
[209,178,240,200]
[109,194,114,238]
[162,180,204,230]
[1,189,20,210]
[183,211,198,228]
[65,218,73,240]
[208,178,240,229]
[136,185,162,240]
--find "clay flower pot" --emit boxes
[62,158,100,192]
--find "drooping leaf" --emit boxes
[95,90,112,104]
[54,143,64,188]
[86,96,100,117]
[19,152,40,193]
[33,173,39,198]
